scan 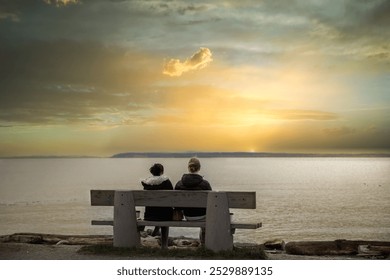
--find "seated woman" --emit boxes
[175,157,212,244]
[141,163,173,237]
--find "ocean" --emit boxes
[0,157,389,243]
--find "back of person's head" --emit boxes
[150,163,164,176]
[188,157,201,173]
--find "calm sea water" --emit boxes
[0,158,389,243]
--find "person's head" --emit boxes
[188,157,201,173]
[150,163,164,176]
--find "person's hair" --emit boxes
[188,157,201,173]
[150,163,164,176]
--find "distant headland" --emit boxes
[111,152,390,158]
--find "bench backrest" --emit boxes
[91,190,256,209]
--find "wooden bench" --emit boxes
[90,190,262,252]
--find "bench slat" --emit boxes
[91,220,262,229]
[91,190,256,209]
[138,220,205,228]
[92,220,114,226]
[230,223,262,229]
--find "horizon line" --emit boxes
[2,151,390,159]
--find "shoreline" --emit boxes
[1,233,389,260]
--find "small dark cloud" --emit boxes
[177,4,209,15]
[0,12,20,22]
[352,0,390,27]
[43,0,80,7]
[269,110,339,121]
[312,0,390,38]
[323,126,356,136]
[143,1,210,17]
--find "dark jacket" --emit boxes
[175,173,212,217]
[141,175,173,221]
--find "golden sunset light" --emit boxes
[0,0,389,157]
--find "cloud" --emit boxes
[0,40,163,127]
[267,110,339,121]
[323,126,356,136]
[163,47,213,77]
[0,12,20,22]
[139,1,212,16]
[43,0,80,6]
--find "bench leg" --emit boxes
[200,228,205,245]
[160,227,169,249]
[151,226,161,236]
[205,192,233,252]
[113,191,140,248]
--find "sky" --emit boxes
[0,0,389,157]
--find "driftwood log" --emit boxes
[0,232,201,248]
[285,240,390,257]
[0,233,113,245]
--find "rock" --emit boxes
[263,239,285,250]
[285,240,390,256]
[142,236,160,248]
[172,238,200,247]
[155,237,175,247]
[358,245,390,257]
[55,240,70,245]
[19,234,44,244]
